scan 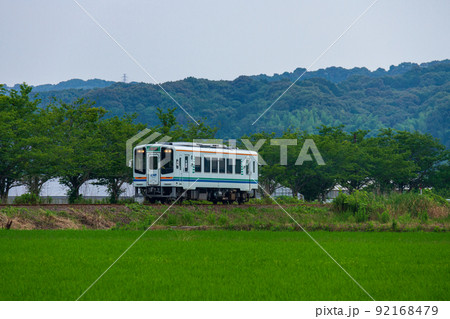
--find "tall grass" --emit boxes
[332,190,449,222]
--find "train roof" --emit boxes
[134,142,257,155]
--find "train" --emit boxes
[132,142,258,204]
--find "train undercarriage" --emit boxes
[136,186,254,204]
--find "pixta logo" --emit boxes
[127,132,324,167]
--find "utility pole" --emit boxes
[122,73,127,83]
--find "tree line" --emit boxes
[1,84,448,203]
[0,84,215,203]
[245,127,449,200]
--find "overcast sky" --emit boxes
[1,0,449,86]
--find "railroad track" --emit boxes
[0,203,328,208]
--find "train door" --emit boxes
[147,153,160,186]
[249,158,256,192]
[245,157,251,191]
[181,154,190,187]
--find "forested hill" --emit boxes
[30,60,450,146]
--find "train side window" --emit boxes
[226,158,233,174]
[235,159,241,174]
[184,155,188,172]
[204,157,211,173]
[219,158,225,173]
[212,158,218,173]
[195,157,202,173]
[161,147,174,175]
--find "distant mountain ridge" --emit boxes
[8,78,116,92]
[250,60,450,83]
[9,59,449,91]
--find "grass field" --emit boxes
[1,202,449,231]
[0,230,449,301]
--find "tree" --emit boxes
[366,129,417,193]
[154,106,217,141]
[155,107,178,135]
[392,130,447,190]
[427,162,450,198]
[94,115,145,203]
[20,105,60,196]
[317,127,373,193]
[240,132,280,197]
[50,98,107,203]
[0,84,40,202]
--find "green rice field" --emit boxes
[0,230,448,300]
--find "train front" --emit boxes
[132,144,174,200]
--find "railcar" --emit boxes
[132,142,258,204]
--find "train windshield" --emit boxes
[134,148,146,174]
[160,147,174,175]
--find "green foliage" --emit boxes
[332,192,347,212]
[217,215,229,226]
[181,211,195,225]
[247,127,447,201]
[1,84,217,204]
[274,195,303,204]
[0,84,41,202]
[33,61,450,148]
[2,62,449,205]
[419,211,429,223]
[248,197,274,205]
[380,210,390,224]
[93,114,145,203]
[392,219,398,231]
[13,193,41,205]
[333,191,448,225]
[422,189,448,205]
[386,192,435,218]
[332,190,382,220]
[354,207,369,223]
[332,191,382,216]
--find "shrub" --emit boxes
[387,192,433,218]
[422,189,448,206]
[72,197,94,204]
[13,193,41,205]
[332,190,382,222]
[116,197,136,204]
[355,207,369,223]
[181,212,194,225]
[419,211,428,223]
[380,210,390,224]
[206,214,216,225]
[217,215,229,226]
[166,214,178,226]
[392,219,398,231]
[248,197,274,205]
[332,192,348,212]
[276,196,303,204]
